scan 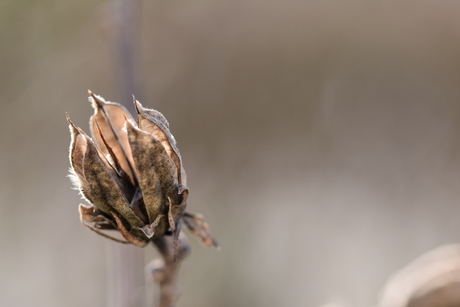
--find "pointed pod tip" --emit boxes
[66,113,79,131]
[133,96,143,115]
[89,91,105,109]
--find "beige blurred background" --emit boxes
[2,1,460,307]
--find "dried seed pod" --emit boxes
[67,91,218,248]
[378,244,460,307]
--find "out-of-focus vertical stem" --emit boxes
[108,0,144,307]
[106,244,146,307]
[113,0,143,115]
[108,2,193,307]
[149,235,191,307]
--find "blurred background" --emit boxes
[2,1,460,307]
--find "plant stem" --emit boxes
[148,234,191,307]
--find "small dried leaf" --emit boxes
[183,212,219,248]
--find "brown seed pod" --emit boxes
[67,91,218,248]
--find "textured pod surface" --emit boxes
[67,92,218,248]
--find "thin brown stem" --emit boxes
[148,234,191,307]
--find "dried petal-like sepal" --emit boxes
[79,203,114,226]
[82,134,144,228]
[134,98,187,186]
[111,211,149,247]
[67,114,90,201]
[89,91,137,185]
[126,120,177,223]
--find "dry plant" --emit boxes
[66,91,218,307]
[378,244,460,307]
[316,245,460,307]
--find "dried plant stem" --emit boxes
[149,235,191,307]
